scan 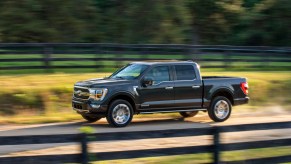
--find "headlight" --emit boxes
[89,88,108,101]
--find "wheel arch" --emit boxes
[210,88,234,105]
[107,92,137,113]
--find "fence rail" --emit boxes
[0,43,290,72]
[0,121,291,164]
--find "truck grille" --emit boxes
[74,87,90,99]
[72,103,83,110]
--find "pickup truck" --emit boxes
[72,61,249,127]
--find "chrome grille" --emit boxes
[73,87,90,99]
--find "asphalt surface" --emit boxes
[0,117,210,136]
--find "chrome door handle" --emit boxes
[165,86,173,90]
[192,85,200,88]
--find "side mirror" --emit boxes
[142,77,153,87]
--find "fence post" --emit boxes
[264,51,271,68]
[190,45,200,62]
[81,133,88,164]
[224,51,231,69]
[43,45,53,72]
[213,127,221,164]
[95,45,102,71]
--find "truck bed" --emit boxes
[201,76,247,107]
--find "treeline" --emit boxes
[0,0,290,46]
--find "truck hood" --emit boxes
[75,78,131,88]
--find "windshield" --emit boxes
[110,64,149,80]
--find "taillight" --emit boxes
[240,82,249,95]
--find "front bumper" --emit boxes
[234,97,249,106]
[72,99,107,115]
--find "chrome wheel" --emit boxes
[214,100,229,119]
[112,104,130,125]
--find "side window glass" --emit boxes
[175,65,196,80]
[144,66,170,85]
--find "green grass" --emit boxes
[0,71,290,124]
[95,146,291,164]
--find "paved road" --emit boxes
[0,117,210,136]
[1,111,291,156]
[1,111,290,136]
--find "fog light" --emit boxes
[91,104,100,109]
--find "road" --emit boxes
[0,108,291,157]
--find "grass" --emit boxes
[0,113,82,124]
[0,71,290,124]
[95,146,291,164]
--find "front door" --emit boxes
[138,65,175,110]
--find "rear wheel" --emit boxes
[179,111,199,117]
[106,99,133,127]
[208,96,232,122]
[81,115,102,123]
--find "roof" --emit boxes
[131,60,197,65]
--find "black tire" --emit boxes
[81,115,102,123]
[208,96,232,122]
[106,99,133,127]
[179,111,199,117]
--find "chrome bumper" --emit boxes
[72,100,106,114]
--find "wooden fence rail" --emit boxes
[0,121,291,164]
[0,43,290,71]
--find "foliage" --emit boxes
[79,126,95,134]
[0,0,289,45]
[96,146,291,164]
[229,0,291,46]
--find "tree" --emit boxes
[228,0,291,46]
[94,0,190,43]
[0,0,98,42]
[187,0,240,45]
[0,0,289,45]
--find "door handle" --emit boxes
[165,86,173,90]
[192,85,200,89]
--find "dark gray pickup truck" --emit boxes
[72,61,249,127]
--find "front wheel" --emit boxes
[208,96,232,122]
[106,99,133,127]
[81,115,102,123]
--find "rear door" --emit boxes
[138,65,175,110]
[173,64,203,108]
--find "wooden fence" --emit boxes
[0,43,290,71]
[0,121,291,164]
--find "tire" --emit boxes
[208,96,232,122]
[106,99,133,127]
[179,111,199,117]
[81,115,102,123]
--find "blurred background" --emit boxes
[0,0,290,123]
[0,0,290,45]
[0,0,290,163]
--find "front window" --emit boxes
[110,64,149,80]
[144,66,170,85]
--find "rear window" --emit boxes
[175,65,196,80]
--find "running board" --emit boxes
[139,108,207,114]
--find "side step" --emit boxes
[139,108,207,114]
